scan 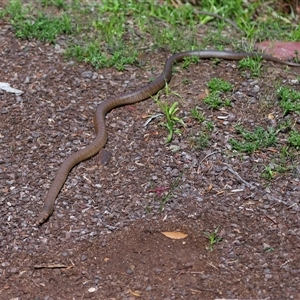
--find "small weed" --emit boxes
[190,108,210,149]
[149,175,183,212]
[206,121,215,131]
[261,165,276,180]
[153,86,185,143]
[261,164,289,180]
[190,107,206,123]
[203,78,233,109]
[204,91,231,109]
[204,227,222,251]
[66,43,139,70]
[16,13,73,43]
[277,86,300,115]
[264,246,275,253]
[193,132,210,150]
[182,78,191,85]
[230,125,277,153]
[204,91,224,109]
[156,100,185,143]
[238,56,262,77]
[182,56,200,69]
[288,130,300,149]
[207,78,233,92]
[40,0,67,9]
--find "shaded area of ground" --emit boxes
[1,23,300,300]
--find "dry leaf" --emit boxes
[129,289,141,297]
[268,113,275,119]
[161,231,188,239]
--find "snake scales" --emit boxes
[37,50,300,225]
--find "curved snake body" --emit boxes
[37,50,300,224]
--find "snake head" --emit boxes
[36,211,50,225]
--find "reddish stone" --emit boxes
[255,41,300,60]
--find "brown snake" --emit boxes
[37,50,300,225]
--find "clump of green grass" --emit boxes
[204,91,232,109]
[40,0,67,9]
[190,107,206,123]
[190,108,211,149]
[207,78,233,92]
[204,78,233,109]
[277,86,300,115]
[193,132,210,150]
[229,125,277,153]
[261,163,290,180]
[238,56,262,77]
[288,130,300,149]
[1,0,73,43]
[66,43,139,70]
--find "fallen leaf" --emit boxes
[129,289,141,297]
[268,113,275,119]
[161,231,188,239]
[198,89,209,100]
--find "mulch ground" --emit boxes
[1,20,300,299]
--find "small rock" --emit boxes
[81,71,93,79]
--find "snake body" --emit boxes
[37,50,300,225]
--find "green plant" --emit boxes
[193,132,210,150]
[2,0,298,71]
[207,78,233,92]
[204,92,231,109]
[156,100,185,143]
[206,121,215,131]
[159,175,182,211]
[264,246,275,253]
[203,78,233,109]
[261,165,276,180]
[261,162,290,180]
[1,0,73,43]
[204,227,222,251]
[277,86,300,115]
[66,43,139,70]
[190,107,206,123]
[230,125,277,153]
[288,130,300,149]
[182,56,200,69]
[238,56,262,77]
[40,0,67,9]
[153,86,185,143]
[148,174,183,212]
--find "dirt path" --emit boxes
[1,24,300,299]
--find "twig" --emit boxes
[223,163,253,188]
[33,263,68,269]
[199,151,219,164]
[267,195,293,207]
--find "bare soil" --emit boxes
[1,22,300,300]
